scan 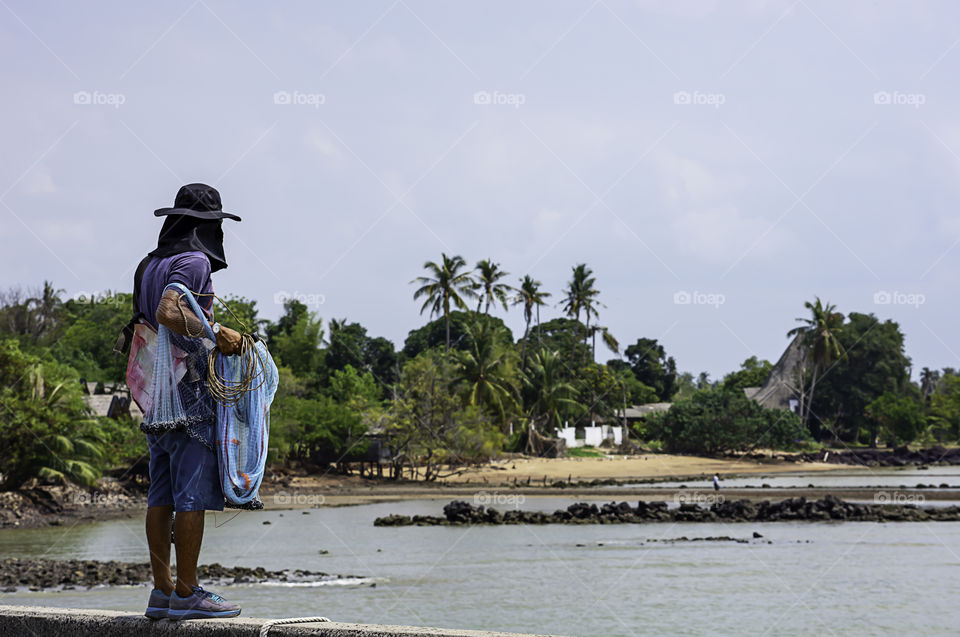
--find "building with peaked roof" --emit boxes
[743,333,806,413]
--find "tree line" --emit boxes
[0,262,957,489]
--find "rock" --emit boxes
[373,496,960,527]
[753,531,763,538]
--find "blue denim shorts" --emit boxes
[147,429,224,512]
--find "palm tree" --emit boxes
[26,281,64,343]
[787,297,847,426]
[474,259,513,314]
[562,264,601,363]
[512,275,551,367]
[452,320,519,426]
[411,254,477,351]
[522,348,580,448]
[587,324,619,358]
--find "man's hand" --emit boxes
[216,325,243,355]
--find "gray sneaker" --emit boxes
[145,588,170,620]
[168,586,241,620]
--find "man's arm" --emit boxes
[156,289,242,354]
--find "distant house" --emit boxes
[555,402,672,449]
[743,333,805,413]
[614,402,672,425]
[80,381,136,420]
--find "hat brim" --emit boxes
[154,207,242,221]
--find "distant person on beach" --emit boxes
[713,474,721,491]
[122,184,243,621]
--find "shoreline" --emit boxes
[3,452,958,530]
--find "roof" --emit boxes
[616,403,672,419]
[747,333,806,410]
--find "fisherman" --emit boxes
[129,183,244,620]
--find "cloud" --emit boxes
[670,204,779,264]
[305,128,344,160]
[22,168,57,194]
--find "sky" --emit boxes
[2,0,959,381]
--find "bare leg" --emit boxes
[145,505,175,595]
[173,510,205,596]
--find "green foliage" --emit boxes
[722,356,773,394]
[866,392,926,446]
[266,300,324,386]
[614,338,678,401]
[385,351,503,479]
[216,295,266,336]
[403,311,512,359]
[929,374,960,441]
[451,319,520,426]
[646,388,807,455]
[810,313,911,441]
[0,339,106,489]
[522,348,580,432]
[326,319,398,390]
[473,259,513,314]
[575,363,625,423]
[535,318,589,368]
[411,253,478,350]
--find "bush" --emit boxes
[646,388,807,455]
[0,339,105,489]
[866,392,926,446]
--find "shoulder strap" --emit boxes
[113,255,152,354]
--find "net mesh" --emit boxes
[216,341,277,507]
[142,283,277,507]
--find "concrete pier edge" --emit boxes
[0,605,565,637]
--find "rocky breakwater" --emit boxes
[0,558,360,592]
[374,495,960,526]
[790,445,960,467]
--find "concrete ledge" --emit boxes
[0,605,563,637]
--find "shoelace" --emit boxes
[193,586,225,605]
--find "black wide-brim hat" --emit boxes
[154,183,242,221]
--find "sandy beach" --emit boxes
[262,454,857,507]
[444,453,843,483]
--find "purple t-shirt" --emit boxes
[137,251,214,329]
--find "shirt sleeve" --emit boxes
[167,253,214,318]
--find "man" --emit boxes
[134,183,244,620]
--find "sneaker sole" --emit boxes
[167,608,242,620]
[144,607,168,620]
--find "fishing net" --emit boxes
[141,282,277,508]
[214,340,278,507]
